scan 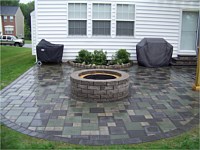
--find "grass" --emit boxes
[25,40,32,44]
[0,46,35,89]
[0,46,199,149]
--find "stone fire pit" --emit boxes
[70,69,129,102]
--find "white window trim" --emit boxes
[10,16,14,22]
[116,3,136,37]
[178,9,199,55]
[66,1,136,38]
[68,3,88,36]
[3,16,7,22]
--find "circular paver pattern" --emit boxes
[0,64,199,145]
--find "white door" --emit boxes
[180,11,199,55]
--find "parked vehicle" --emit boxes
[0,35,24,47]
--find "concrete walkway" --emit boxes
[0,64,199,145]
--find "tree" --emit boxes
[20,1,34,39]
[1,0,19,6]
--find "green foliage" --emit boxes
[91,50,107,65]
[75,49,107,65]
[0,46,35,89]
[75,49,92,65]
[1,0,19,6]
[19,1,34,39]
[111,49,130,65]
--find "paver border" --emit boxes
[1,113,199,145]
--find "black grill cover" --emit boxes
[36,39,64,63]
[136,38,173,67]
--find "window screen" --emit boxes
[117,4,135,20]
[92,4,111,36]
[93,4,111,19]
[68,3,87,35]
[10,16,14,22]
[93,21,110,35]
[117,21,134,36]
[69,20,87,35]
[116,4,135,36]
[68,3,87,19]
[3,16,7,22]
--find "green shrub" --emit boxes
[75,49,92,65]
[91,50,107,65]
[112,49,130,65]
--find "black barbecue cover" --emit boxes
[36,39,64,63]
[136,38,173,67]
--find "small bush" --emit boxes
[112,49,130,65]
[92,50,107,65]
[75,49,92,65]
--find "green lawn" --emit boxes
[0,46,199,149]
[25,40,32,44]
[0,46,35,89]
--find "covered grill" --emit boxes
[136,38,173,67]
[36,39,64,65]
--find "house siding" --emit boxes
[32,0,200,61]
[15,8,24,38]
[0,17,2,35]
[31,11,36,55]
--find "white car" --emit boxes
[0,35,24,47]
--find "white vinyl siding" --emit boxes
[31,11,36,55]
[32,0,200,61]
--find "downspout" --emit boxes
[193,46,200,91]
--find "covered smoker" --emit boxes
[136,38,173,67]
[36,39,64,65]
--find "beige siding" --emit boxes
[33,0,200,61]
[15,7,24,38]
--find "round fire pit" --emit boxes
[70,69,129,102]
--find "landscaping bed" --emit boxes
[67,60,133,69]
[67,49,133,69]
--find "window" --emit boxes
[180,11,199,50]
[3,36,6,39]
[3,16,7,22]
[116,4,135,36]
[10,16,14,22]
[92,4,111,35]
[7,36,12,40]
[68,3,87,35]
[69,20,86,35]
[5,26,14,34]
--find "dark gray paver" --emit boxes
[0,64,199,145]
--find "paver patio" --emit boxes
[0,64,199,145]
